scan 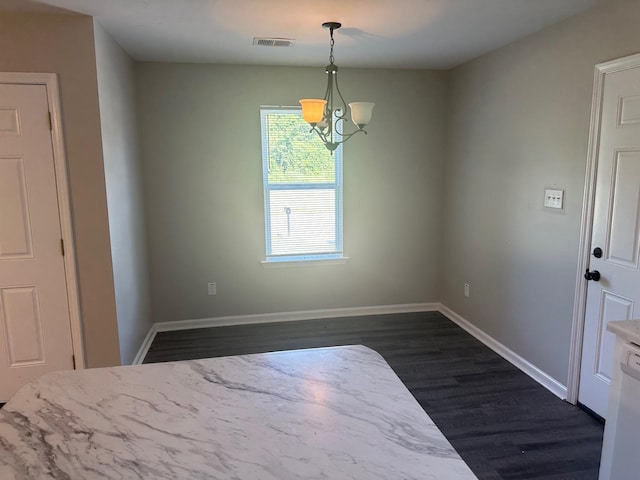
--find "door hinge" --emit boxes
[60,238,65,256]
[48,112,52,131]
[72,354,76,369]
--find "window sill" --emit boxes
[261,256,349,268]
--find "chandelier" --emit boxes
[299,22,375,152]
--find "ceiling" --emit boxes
[3,0,605,69]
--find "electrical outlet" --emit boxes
[208,282,216,296]
[464,283,470,298]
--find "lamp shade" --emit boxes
[299,99,327,124]
[348,102,375,129]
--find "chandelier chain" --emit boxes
[329,27,335,65]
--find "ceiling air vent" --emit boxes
[253,37,294,48]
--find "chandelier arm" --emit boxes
[331,128,367,144]
[308,124,367,147]
[308,126,331,150]
[322,68,332,116]
[332,73,348,121]
[333,118,354,138]
[322,68,334,141]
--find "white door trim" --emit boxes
[567,52,640,404]
[0,72,85,369]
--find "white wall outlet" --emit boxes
[208,282,216,295]
[464,283,470,298]
[543,188,564,209]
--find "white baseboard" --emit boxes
[438,304,568,400]
[132,301,569,401]
[131,303,439,365]
[153,303,441,333]
[131,324,158,365]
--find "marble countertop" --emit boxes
[608,320,640,345]
[0,345,477,479]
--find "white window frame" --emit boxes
[260,106,344,264]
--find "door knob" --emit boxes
[592,247,603,258]
[584,269,601,281]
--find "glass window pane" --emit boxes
[264,112,335,184]
[269,189,336,255]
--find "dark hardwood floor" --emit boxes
[144,311,604,480]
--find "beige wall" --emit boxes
[442,0,640,383]
[136,63,446,322]
[94,23,152,365]
[0,13,120,367]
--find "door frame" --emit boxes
[567,52,640,404]
[0,72,85,369]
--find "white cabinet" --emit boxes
[599,321,640,480]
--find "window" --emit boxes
[260,106,343,263]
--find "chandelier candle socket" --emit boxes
[300,22,375,151]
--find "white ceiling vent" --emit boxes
[253,37,294,48]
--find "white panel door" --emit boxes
[0,83,74,401]
[579,65,640,418]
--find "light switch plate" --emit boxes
[544,188,564,209]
